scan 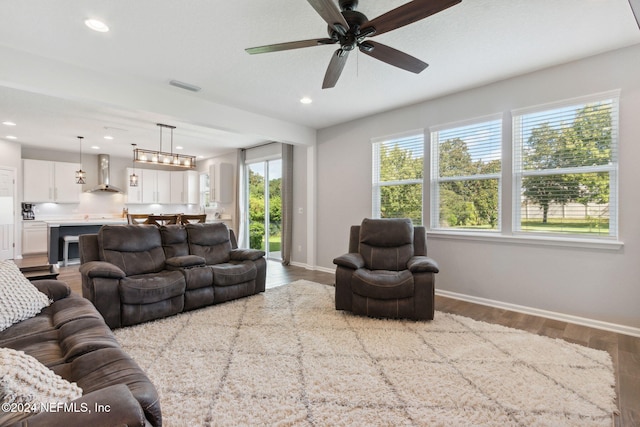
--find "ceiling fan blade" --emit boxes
[246,38,336,54]
[307,0,350,35]
[322,49,350,89]
[359,41,428,74]
[362,0,461,37]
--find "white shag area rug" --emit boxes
[114,280,617,426]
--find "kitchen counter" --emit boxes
[45,218,127,227]
[47,219,126,265]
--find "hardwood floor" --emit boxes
[15,256,640,426]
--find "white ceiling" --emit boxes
[0,0,638,160]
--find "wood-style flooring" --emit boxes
[15,256,640,426]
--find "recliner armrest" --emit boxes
[15,384,149,427]
[333,253,365,270]
[79,261,126,279]
[407,256,439,273]
[165,255,206,268]
[229,249,265,261]
[32,279,71,301]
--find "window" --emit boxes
[430,117,502,231]
[372,132,424,225]
[513,93,618,238]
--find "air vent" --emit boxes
[169,80,201,92]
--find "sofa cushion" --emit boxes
[119,270,186,305]
[352,269,414,300]
[160,224,190,258]
[211,262,257,287]
[186,223,232,265]
[0,348,82,425]
[98,225,166,276]
[0,260,51,332]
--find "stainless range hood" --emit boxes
[87,154,123,193]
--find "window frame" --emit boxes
[371,130,425,225]
[429,114,503,232]
[511,91,620,240]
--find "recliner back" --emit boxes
[98,225,166,276]
[357,218,414,271]
[186,223,232,264]
[160,225,190,258]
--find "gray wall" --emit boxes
[315,44,640,331]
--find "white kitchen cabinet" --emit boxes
[142,170,171,204]
[170,170,199,204]
[22,221,47,254]
[125,168,143,204]
[23,159,82,203]
[209,163,233,203]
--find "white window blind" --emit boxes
[430,117,502,231]
[372,132,424,225]
[513,92,619,237]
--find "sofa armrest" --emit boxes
[166,255,206,268]
[229,249,265,261]
[32,280,71,301]
[11,384,150,427]
[79,261,126,279]
[333,253,365,270]
[407,256,439,273]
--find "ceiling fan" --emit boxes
[246,0,461,89]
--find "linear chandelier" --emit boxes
[133,123,196,169]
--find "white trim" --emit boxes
[290,261,314,270]
[510,89,621,117]
[429,112,504,133]
[436,288,640,338]
[370,128,425,145]
[427,230,623,250]
[313,265,335,274]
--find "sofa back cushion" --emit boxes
[358,218,414,271]
[186,223,232,265]
[160,225,189,258]
[98,225,165,276]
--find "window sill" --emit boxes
[426,230,624,251]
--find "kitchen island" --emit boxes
[46,218,126,265]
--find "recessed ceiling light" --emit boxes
[2,121,16,126]
[85,19,109,33]
[175,146,183,150]
[6,135,17,140]
[104,135,114,140]
[91,146,100,150]
[300,97,313,104]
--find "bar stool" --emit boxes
[62,235,80,266]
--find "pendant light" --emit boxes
[133,123,196,169]
[129,143,139,186]
[75,136,86,184]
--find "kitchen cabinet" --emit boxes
[141,169,170,204]
[22,221,47,254]
[210,163,233,203]
[125,168,143,204]
[23,159,82,203]
[170,170,199,204]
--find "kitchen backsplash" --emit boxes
[30,191,205,220]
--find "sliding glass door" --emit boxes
[247,159,282,260]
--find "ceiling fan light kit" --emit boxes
[246,0,461,88]
[133,123,196,169]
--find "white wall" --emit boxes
[315,44,640,332]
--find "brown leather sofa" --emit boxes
[333,218,439,320]
[79,223,266,329]
[0,279,161,426]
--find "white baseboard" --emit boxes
[289,261,313,270]
[436,289,640,338]
[313,265,335,274]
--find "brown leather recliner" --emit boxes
[333,218,439,320]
